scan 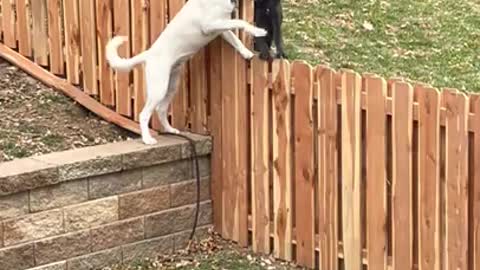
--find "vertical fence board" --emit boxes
[340,70,362,270]
[31,0,49,66]
[149,0,167,130]
[149,0,166,42]
[220,38,236,240]
[392,82,414,270]
[79,0,97,94]
[168,0,188,130]
[250,57,270,253]
[0,1,3,39]
[444,90,469,270]
[417,85,441,270]
[96,0,114,106]
[233,58,249,246]
[131,0,148,121]
[2,0,16,48]
[241,0,254,47]
[272,59,292,260]
[365,76,387,270]
[292,61,315,268]
[234,1,253,247]
[16,0,32,57]
[113,0,132,116]
[472,94,480,270]
[317,66,339,270]
[233,0,252,247]
[63,0,80,85]
[208,38,224,233]
[189,51,208,134]
[47,0,64,75]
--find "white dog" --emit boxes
[106,0,267,145]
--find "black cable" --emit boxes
[158,132,200,241]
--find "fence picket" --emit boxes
[340,69,362,270]
[417,85,441,270]
[31,0,48,66]
[444,89,469,270]
[131,0,148,121]
[471,94,480,270]
[47,0,64,75]
[272,59,292,260]
[208,38,224,233]
[0,1,3,39]
[148,0,167,129]
[63,0,80,85]
[96,0,114,106]
[189,52,208,134]
[16,0,32,57]
[2,0,16,48]
[168,0,188,130]
[232,0,254,247]
[113,0,132,117]
[292,61,315,268]
[391,81,414,270]
[365,76,387,270]
[233,57,249,246]
[79,0,97,95]
[250,57,270,254]
[317,66,339,270]
[220,38,236,240]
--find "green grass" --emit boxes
[1,141,29,159]
[282,0,480,92]
[40,134,64,147]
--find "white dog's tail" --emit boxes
[106,36,147,72]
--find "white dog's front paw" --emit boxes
[241,49,255,59]
[142,136,158,145]
[247,26,268,37]
[165,127,180,134]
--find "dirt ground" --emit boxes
[113,229,303,270]
[0,60,136,162]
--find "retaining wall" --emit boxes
[0,134,212,270]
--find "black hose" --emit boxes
[158,132,200,241]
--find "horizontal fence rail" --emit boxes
[0,1,479,270]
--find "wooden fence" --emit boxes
[225,58,480,270]
[0,1,480,270]
[0,0,253,134]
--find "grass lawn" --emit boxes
[282,0,480,93]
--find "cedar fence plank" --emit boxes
[340,69,362,270]
[391,81,414,270]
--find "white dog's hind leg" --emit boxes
[140,100,161,145]
[156,67,181,134]
[139,62,171,145]
[221,31,255,59]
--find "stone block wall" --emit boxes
[0,134,212,270]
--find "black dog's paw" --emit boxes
[259,51,273,61]
[275,51,288,59]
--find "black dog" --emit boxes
[253,0,287,60]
